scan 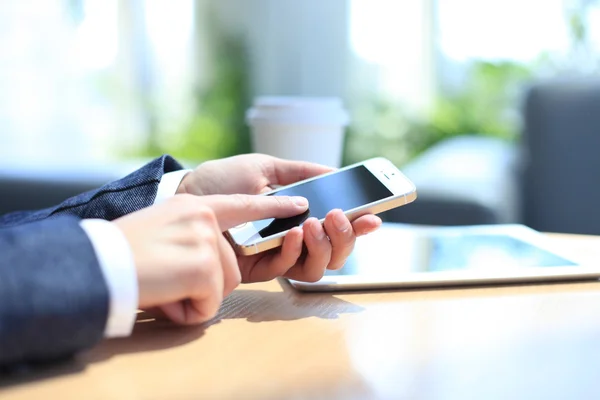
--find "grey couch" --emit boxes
[382,79,600,235]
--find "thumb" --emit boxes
[199,194,309,231]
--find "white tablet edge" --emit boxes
[288,224,600,292]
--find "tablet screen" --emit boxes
[325,229,577,278]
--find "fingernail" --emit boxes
[310,220,326,240]
[332,210,350,232]
[292,196,309,207]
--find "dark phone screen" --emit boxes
[254,165,393,238]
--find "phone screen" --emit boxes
[253,165,393,238]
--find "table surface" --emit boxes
[3,233,600,400]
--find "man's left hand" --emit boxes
[177,154,382,283]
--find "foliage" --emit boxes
[344,60,534,167]
[408,61,533,151]
[162,33,252,161]
[137,9,251,162]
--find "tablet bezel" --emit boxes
[288,224,600,292]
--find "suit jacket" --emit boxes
[0,155,183,367]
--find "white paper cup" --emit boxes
[246,96,350,167]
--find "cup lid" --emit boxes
[246,96,350,126]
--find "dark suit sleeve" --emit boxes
[0,216,109,366]
[0,155,183,228]
[0,155,183,367]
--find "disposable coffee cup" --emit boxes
[246,96,350,167]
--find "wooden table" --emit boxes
[3,233,600,399]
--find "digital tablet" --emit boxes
[288,223,600,292]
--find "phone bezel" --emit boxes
[225,157,417,255]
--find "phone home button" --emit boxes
[233,222,247,229]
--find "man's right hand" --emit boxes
[113,194,309,325]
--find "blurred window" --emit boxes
[0,0,195,167]
[2,0,600,169]
[438,0,569,62]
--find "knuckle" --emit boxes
[195,205,216,222]
[298,164,310,181]
[186,254,219,292]
[188,221,218,247]
[182,266,204,289]
[233,193,253,210]
[272,195,286,209]
[331,228,355,248]
[170,194,203,219]
[197,252,219,277]
[171,196,217,224]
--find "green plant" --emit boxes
[344,60,533,167]
[408,61,533,151]
[162,32,252,161]
[138,8,251,162]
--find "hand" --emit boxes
[176,153,333,196]
[114,193,309,325]
[237,210,381,284]
[176,153,382,284]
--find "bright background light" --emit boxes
[437,0,569,62]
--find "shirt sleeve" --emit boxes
[154,169,191,205]
[77,169,191,338]
[79,219,138,338]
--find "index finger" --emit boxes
[198,194,309,231]
[268,158,334,186]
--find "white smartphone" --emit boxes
[225,157,417,255]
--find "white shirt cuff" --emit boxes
[154,169,191,205]
[80,219,138,338]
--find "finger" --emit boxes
[351,215,383,237]
[268,158,334,186]
[199,194,309,231]
[260,186,274,194]
[155,302,187,324]
[323,209,355,270]
[243,227,304,282]
[156,300,218,326]
[284,218,332,283]
[188,273,223,324]
[187,219,224,324]
[217,234,241,297]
